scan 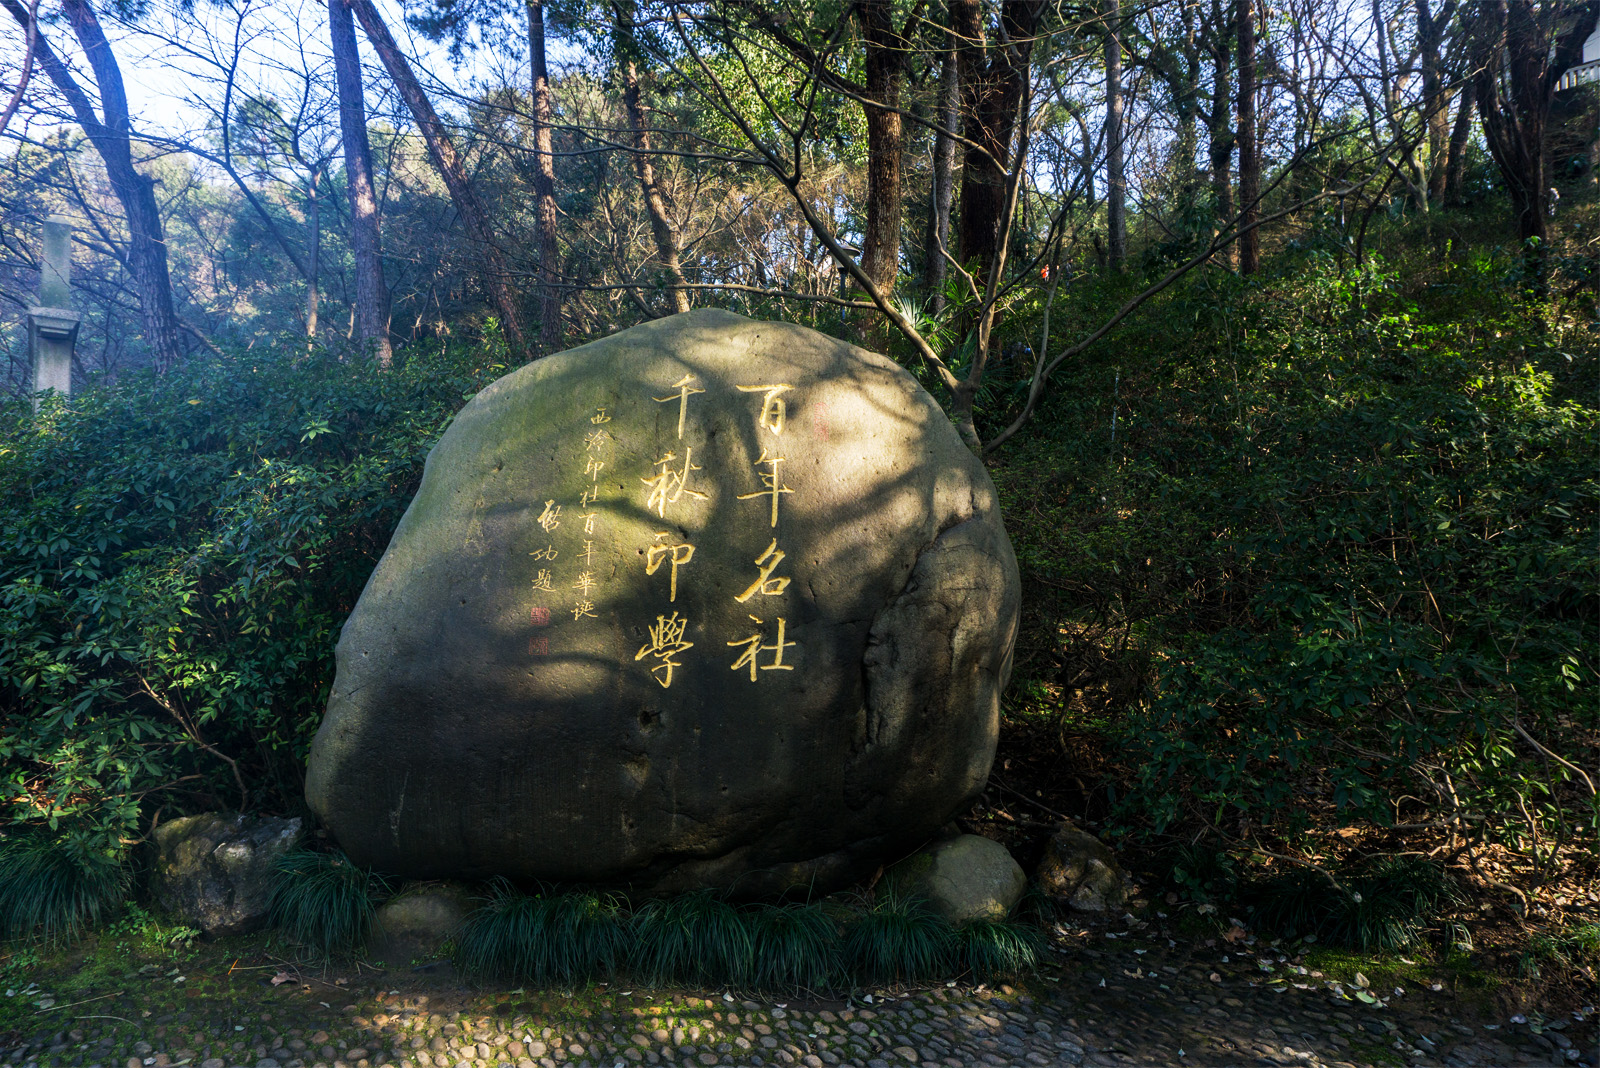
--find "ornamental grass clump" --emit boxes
[0,834,127,944]
[268,848,386,957]
[840,888,955,987]
[742,901,840,993]
[455,880,626,984]
[1243,856,1462,952]
[629,890,752,986]
[955,918,1044,981]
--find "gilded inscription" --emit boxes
[737,384,793,436]
[573,571,597,594]
[734,538,790,602]
[645,533,696,603]
[591,407,612,424]
[642,448,709,518]
[636,611,694,688]
[531,568,555,591]
[737,449,793,527]
[728,615,796,680]
[654,374,705,440]
[529,544,558,561]
[537,500,563,532]
[573,600,598,620]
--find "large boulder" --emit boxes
[306,309,1020,895]
[151,813,303,936]
[886,834,1027,924]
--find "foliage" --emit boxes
[1520,920,1600,980]
[839,889,955,988]
[0,341,507,857]
[454,880,627,985]
[741,901,840,993]
[954,918,1044,982]
[628,890,753,987]
[0,832,128,944]
[268,848,388,957]
[1240,857,1462,952]
[995,239,1598,858]
[450,885,1035,993]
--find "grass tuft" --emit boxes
[956,918,1044,981]
[841,888,955,987]
[455,880,626,984]
[1243,856,1462,952]
[742,902,839,993]
[0,835,127,944]
[268,848,386,957]
[629,890,752,986]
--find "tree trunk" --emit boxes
[328,0,392,366]
[306,169,320,338]
[10,0,184,371]
[1444,77,1476,203]
[622,60,690,315]
[930,26,959,314]
[1466,0,1595,289]
[1235,0,1259,275]
[859,0,905,296]
[1416,0,1457,204]
[1104,0,1126,270]
[1206,0,1234,265]
[347,0,529,356]
[953,0,1040,287]
[527,0,562,351]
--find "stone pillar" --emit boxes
[28,215,81,409]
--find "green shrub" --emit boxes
[0,341,507,856]
[1241,856,1462,952]
[629,890,752,986]
[992,250,1597,852]
[268,848,387,957]
[840,889,954,987]
[742,902,839,993]
[454,880,626,984]
[0,833,127,943]
[955,918,1044,981]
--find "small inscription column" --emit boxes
[28,215,81,410]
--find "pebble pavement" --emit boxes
[4,926,1596,1068]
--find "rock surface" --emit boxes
[368,883,473,964]
[887,834,1027,924]
[306,310,1020,895]
[1036,821,1126,912]
[150,813,303,936]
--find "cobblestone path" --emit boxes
[4,926,1595,1068]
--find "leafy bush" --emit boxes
[1241,856,1462,952]
[455,880,627,984]
[268,848,388,957]
[0,833,127,943]
[0,341,506,856]
[993,249,1597,854]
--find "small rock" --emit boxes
[1035,821,1125,912]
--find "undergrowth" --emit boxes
[0,834,126,944]
[454,883,1039,993]
[268,848,388,957]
